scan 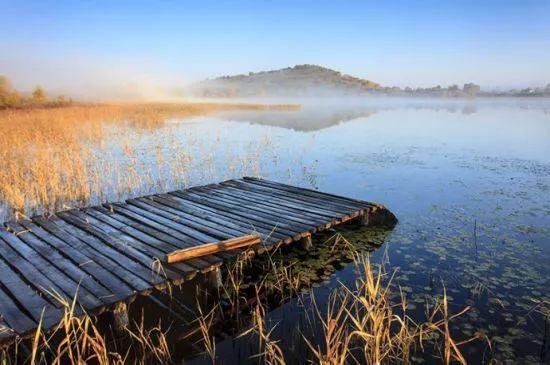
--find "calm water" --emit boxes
[109,98,550,364]
[31,99,550,362]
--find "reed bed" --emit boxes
[191,234,479,364]
[0,102,295,220]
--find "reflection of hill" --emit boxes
[218,106,379,131]
[210,97,550,131]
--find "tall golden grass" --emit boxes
[0,102,296,220]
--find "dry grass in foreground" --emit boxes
[195,234,480,364]
[0,101,297,219]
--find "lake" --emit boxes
[4,98,550,363]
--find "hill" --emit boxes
[189,64,381,97]
[189,64,550,98]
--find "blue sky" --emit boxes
[1,0,549,96]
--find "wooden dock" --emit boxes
[0,177,396,344]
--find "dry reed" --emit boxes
[0,102,295,220]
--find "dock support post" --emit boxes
[355,208,398,228]
[112,302,129,334]
[207,267,223,291]
[359,212,369,226]
[299,233,313,251]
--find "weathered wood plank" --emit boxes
[157,193,291,242]
[32,216,150,293]
[90,206,215,271]
[50,214,167,288]
[201,184,346,223]
[0,231,102,310]
[127,198,241,242]
[172,190,313,234]
[222,180,361,217]
[59,211,184,284]
[17,220,131,303]
[189,188,327,229]
[106,203,226,268]
[242,177,375,209]
[0,288,36,335]
[166,235,260,263]
[0,256,62,330]
[5,222,113,308]
[142,196,269,245]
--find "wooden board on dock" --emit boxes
[0,177,396,345]
[166,234,261,263]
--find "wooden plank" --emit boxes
[0,256,62,330]
[0,318,16,343]
[107,203,226,268]
[86,207,185,253]
[222,180,361,217]
[190,185,330,228]
[0,287,36,335]
[220,181,351,217]
[202,184,345,223]
[0,233,66,306]
[127,198,240,242]
[5,223,113,307]
[148,194,263,235]
[112,203,223,243]
[242,177,375,209]
[32,216,150,293]
[157,193,292,242]
[106,204,204,244]
[131,197,255,241]
[82,208,180,254]
[17,220,131,303]
[59,211,184,283]
[188,188,326,230]
[233,179,369,212]
[0,231,102,310]
[139,195,281,243]
[66,210,166,258]
[50,214,167,288]
[91,206,217,271]
[104,204,223,265]
[171,190,312,234]
[166,235,260,263]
